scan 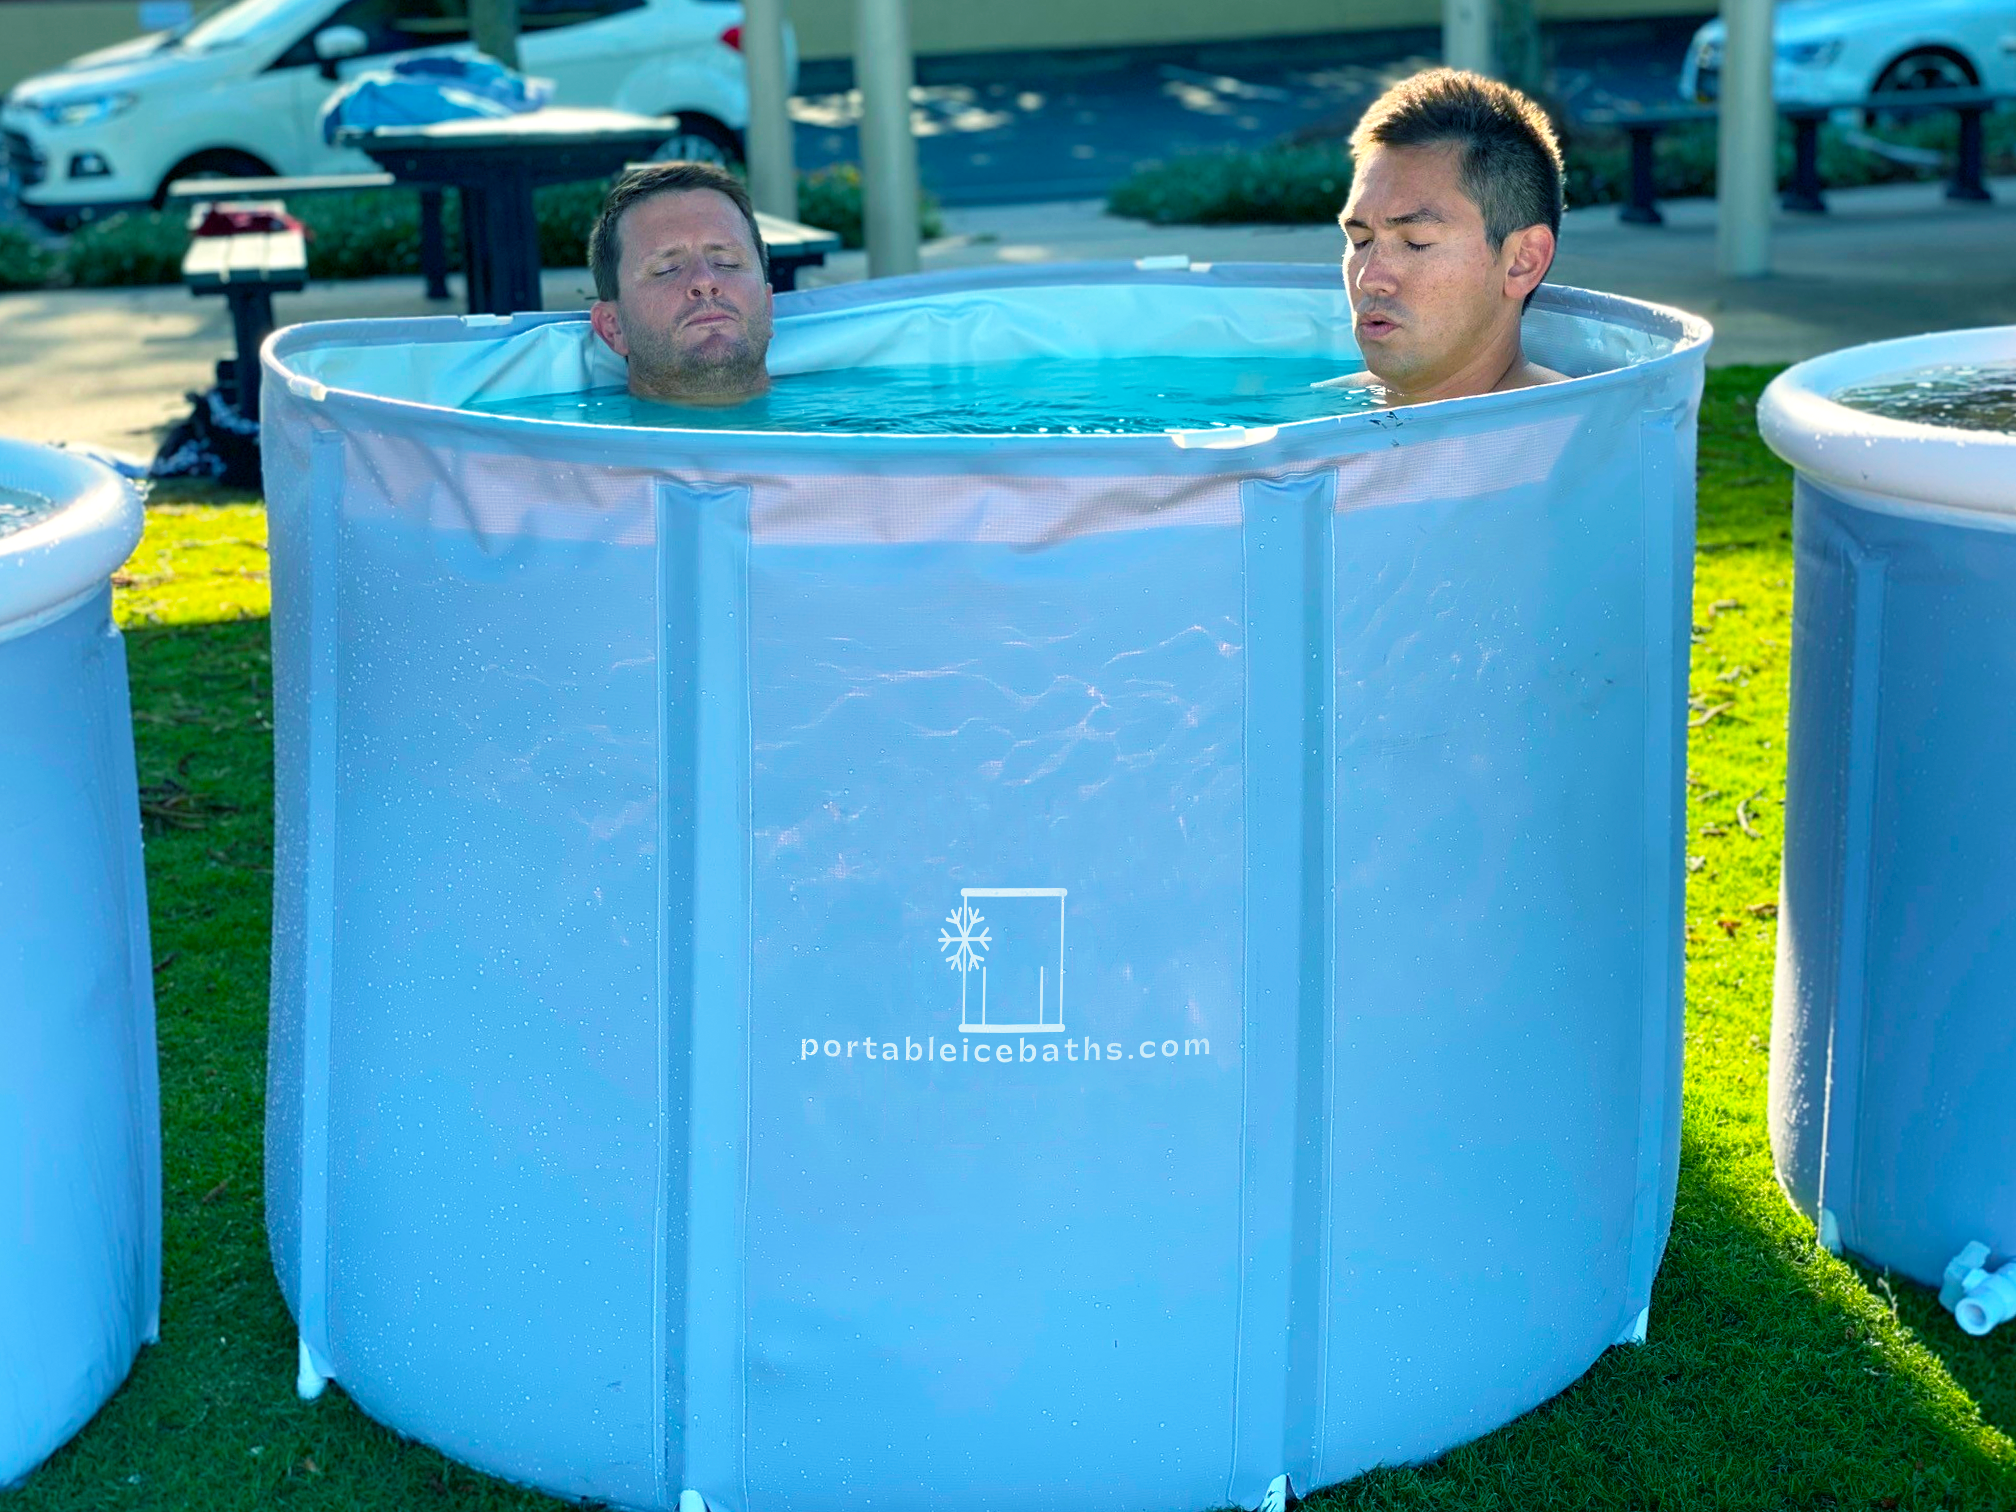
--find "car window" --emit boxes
[273,0,469,65]
[520,0,642,31]
[181,0,317,51]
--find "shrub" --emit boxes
[1113,106,2016,225]
[1108,141,1354,226]
[794,162,943,250]
[61,210,186,287]
[0,221,57,290]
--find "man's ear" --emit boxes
[589,299,630,358]
[1503,224,1555,303]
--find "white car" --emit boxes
[2,0,790,229]
[1680,0,2016,106]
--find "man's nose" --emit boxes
[1354,244,1400,295]
[685,263,724,296]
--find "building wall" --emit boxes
[3,0,1700,95]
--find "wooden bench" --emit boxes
[169,173,451,299]
[179,200,307,424]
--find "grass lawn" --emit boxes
[16,367,2016,1510]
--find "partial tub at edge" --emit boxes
[260,265,1707,1512]
[0,439,159,1487]
[1759,325,2016,1282]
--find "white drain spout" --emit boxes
[1939,1241,2016,1337]
[1956,1265,2016,1338]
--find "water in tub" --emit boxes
[1831,361,2016,433]
[470,355,1385,432]
[0,484,62,538]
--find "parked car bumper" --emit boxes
[2,112,158,224]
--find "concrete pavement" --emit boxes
[2,174,2012,457]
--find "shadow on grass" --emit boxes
[1850,1257,2016,1452]
[1315,1135,2015,1511]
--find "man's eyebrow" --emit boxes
[1340,206,1448,230]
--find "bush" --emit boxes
[1108,141,1354,226]
[61,209,187,287]
[794,162,943,250]
[1113,106,2016,225]
[12,160,944,292]
[0,221,57,290]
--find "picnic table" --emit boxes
[1580,88,2009,225]
[178,200,306,423]
[339,107,680,316]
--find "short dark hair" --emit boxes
[1349,68,1563,250]
[588,160,770,301]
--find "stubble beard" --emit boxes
[627,307,774,404]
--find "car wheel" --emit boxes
[1866,47,1978,124]
[153,149,276,209]
[648,114,745,168]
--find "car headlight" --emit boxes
[40,92,138,128]
[1776,39,1843,68]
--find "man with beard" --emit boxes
[587,161,774,405]
[1334,68,1567,406]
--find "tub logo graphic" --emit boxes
[938,887,1068,1034]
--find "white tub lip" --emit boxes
[1758,325,2016,519]
[0,440,144,634]
[261,264,1714,477]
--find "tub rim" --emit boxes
[0,441,143,640]
[260,264,1712,479]
[1757,325,2016,519]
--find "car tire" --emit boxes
[648,113,744,167]
[1866,47,1978,125]
[152,149,277,209]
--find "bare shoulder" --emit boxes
[1496,361,1570,393]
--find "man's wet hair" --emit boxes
[588,160,770,301]
[1349,68,1564,252]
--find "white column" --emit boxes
[1442,0,1493,77]
[856,0,922,278]
[1717,0,1774,277]
[741,0,798,222]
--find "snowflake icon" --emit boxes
[938,903,990,975]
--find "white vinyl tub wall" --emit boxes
[1759,326,2016,1283]
[0,439,158,1489]
[260,264,1709,1512]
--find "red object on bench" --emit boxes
[193,206,305,238]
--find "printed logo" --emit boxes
[939,887,1067,1035]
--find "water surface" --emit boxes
[0,484,61,540]
[470,356,1383,435]
[1833,361,2016,434]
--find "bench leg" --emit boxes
[225,286,277,424]
[1782,113,1827,213]
[1947,107,1993,203]
[420,188,451,300]
[1619,125,1664,225]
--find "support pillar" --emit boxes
[856,0,921,278]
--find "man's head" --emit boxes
[588,161,774,404]
[1339,68,1562,399]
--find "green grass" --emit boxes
[15,370,2016,1509]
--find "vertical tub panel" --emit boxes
[0,591,156,1487]
[1770,488,1881,1235]
[318,439,665,1504]
[1782,486,2016,1283]
[657,482,753,1508]
[1625,404,1694,1325]
[1319,399,1656,1480]
[1228,469,1336,1507]
[739,477,1248,1512]
[260,391,319,1322]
